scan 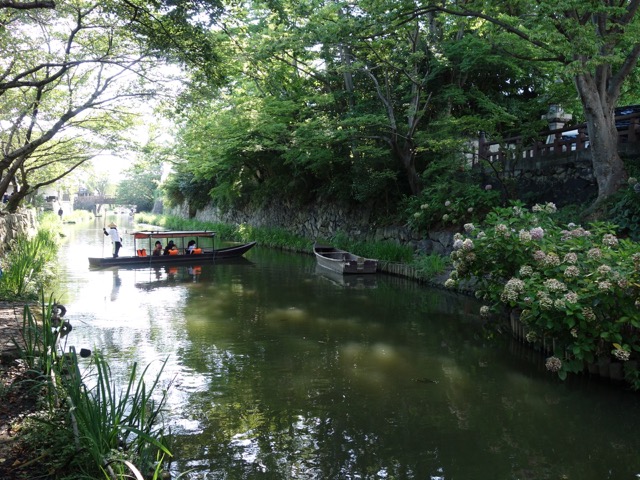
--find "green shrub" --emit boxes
[412,253,451,277]
[607,176,640,240]
[404,169,502,233]
[446,201,640,387]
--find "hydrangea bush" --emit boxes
[445,201,640,387]
[406,182,501,232]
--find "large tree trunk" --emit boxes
[575,74,627,206]
[584,110,627,204]
[393,141,421,196]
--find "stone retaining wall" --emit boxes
[485,146,640,207]
[170,199,456,256]
[0,209,37,255]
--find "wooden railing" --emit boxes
[476,112,640,165]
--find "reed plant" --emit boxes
[331,231,414,263]
[14,297,60,376]
[412,253,451,277]
[241,224,310,251]
[0,228,58,299]
[10,294,172,478]
[61,350,172,478]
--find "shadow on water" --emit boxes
[56,221,640,480]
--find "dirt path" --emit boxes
[0,302,28,363]
[0,301,42,479]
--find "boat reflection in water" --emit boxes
[314,264,378,289]
[133,258,255,291]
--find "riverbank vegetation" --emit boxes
[0,213,59,300]
[8,297,172,479]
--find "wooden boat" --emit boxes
[89,230,256,268]
[313,243,378,275]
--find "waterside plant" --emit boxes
[9,298,172,479]
[0,227,58,299]
[445,201,640,388]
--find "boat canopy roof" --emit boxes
[131,230,216,240]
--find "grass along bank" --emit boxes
[135,213,451,280]
[0,212,59,300]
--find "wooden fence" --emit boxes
[476,111,640,165]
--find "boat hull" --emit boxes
[89,242,257,268]
[313,244,378,274]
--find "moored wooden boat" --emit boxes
[313,243,378,275]
[89,230,256,268]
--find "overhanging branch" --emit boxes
[0,0,55,10]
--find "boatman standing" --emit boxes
[103,222,122,258]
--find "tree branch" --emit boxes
[0,0,55,10]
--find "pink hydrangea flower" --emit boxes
[530,227,544,240]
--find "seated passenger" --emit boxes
[186,240,196,254]
[163,240,178,255]
[152,241,163,256]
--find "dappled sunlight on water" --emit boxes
[265,306,309,323]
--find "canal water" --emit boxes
[57,217,640,479]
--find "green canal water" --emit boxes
[57,218,640,479]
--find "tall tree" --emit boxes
[0,0,169,212]
[165,0,552,212]
[405,0,640,206]
[117,165,161,212]
[0,0,227,213]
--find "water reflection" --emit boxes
[55,220,640,480]
[314,264,378,289]
[110,270,121,301]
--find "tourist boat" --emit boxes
[313,243,378,275]
[89,230,257,268]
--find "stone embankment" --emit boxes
[0,209,39,361]
[0,209,37,255]
[171,199,457,257]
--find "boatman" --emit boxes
[103,222,122,258]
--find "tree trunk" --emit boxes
[575,74,628,206]
[584,110,627,204]
[6,188,29,213]
[393,141,421,196]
